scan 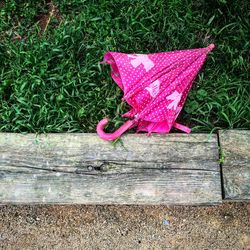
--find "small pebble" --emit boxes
[163,219,170,226]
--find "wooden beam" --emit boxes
[0,133,222,205]
[219,130,250,201]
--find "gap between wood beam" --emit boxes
[216,131,225,199]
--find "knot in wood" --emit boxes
[99,163,109,172]
[87,165,93,171]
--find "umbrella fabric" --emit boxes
[97,44,215,140]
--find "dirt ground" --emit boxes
[0,203,249,250]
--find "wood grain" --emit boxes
[219,130,250,201]
[0,133,221,205]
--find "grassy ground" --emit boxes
[0,0,249,133]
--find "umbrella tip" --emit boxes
[207,43,215,51]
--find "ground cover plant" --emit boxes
[0,0,249,133]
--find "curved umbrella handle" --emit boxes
[96,118,136,141]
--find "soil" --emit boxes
[0,203,249,249]
[37,1,61,34]
[0,1,5,8]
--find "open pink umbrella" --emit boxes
[97,44,215,141]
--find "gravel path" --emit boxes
[0,203,249,249]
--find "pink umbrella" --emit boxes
[97,44,215,141]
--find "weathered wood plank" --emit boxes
[219,130,250,201]
[0,133,221,205]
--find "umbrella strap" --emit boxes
[173,122,191,134]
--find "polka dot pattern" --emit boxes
[103,45,214,133]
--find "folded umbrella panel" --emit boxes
[140,51,208,124]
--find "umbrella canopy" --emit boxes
[97,44,215,141]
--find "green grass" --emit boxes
[0,0,249,133]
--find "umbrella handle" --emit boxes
[96,118,136,141]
